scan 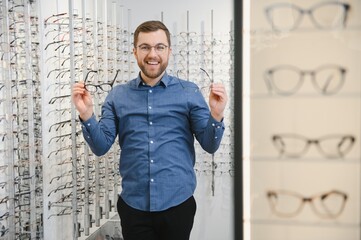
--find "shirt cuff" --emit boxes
[209,115,225,129]
[80,114,97,132]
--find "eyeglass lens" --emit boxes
[85,83,112,93]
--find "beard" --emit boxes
[138,59,168,80]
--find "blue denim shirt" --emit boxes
[81,72,225,211]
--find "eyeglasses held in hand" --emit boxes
[84,69,120,93]
[199,68,214,94]
[136,43,168,54]
[272,133,355,159]
[264,65,347,96]
[267,189,348,219]
[200,68,213,83]
[265,1,350,31]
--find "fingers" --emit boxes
[209,83,227,122]
[71,81,93,117]
[210,83,225,91]
[210,83,228,100]
[72,82,88,96]
[71,82,92,107]
[73,82,84,91]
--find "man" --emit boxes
[72,20,227,240]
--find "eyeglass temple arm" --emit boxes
[84,70,98,84]
[110,69,120,86]
[200,68,213,83]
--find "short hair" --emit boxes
[133,20,171,47]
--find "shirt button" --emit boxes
[148,106,152,109]
[150,159,154,163]
[212,123,215,127]
[87,123,91,126]
[149,90,152,93]
[149,121,153,125]
[150,179,154,182]
[150,140,154,144]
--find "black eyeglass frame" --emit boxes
[84,69,120,93]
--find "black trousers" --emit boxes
[117,196,196,240]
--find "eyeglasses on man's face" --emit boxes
[272,133,355,159]
[267,189,348,219]
[136,43,168,54]
[265,1,350,31]
[264,65,347,95]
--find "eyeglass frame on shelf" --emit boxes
[263,64,347,96]
[264,1,351,31]
[271,133,356,159]
[266,189,348,219]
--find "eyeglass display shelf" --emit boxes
[249,92,361,99]
[249,218,359,228]
[250,156,360,164]
[247,25,361,36]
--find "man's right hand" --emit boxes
[72,82,94,121]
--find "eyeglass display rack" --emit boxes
[42,1,127,239]
[0,0,234,239]
[245,0,361,239]
[1,0,43,239]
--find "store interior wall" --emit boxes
[0,0,234,239]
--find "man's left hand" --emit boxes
[209,83,228,122]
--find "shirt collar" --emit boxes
[135,71,170,88]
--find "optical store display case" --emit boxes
[245,0,361,239]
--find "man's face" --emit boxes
[133,30,171,83]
